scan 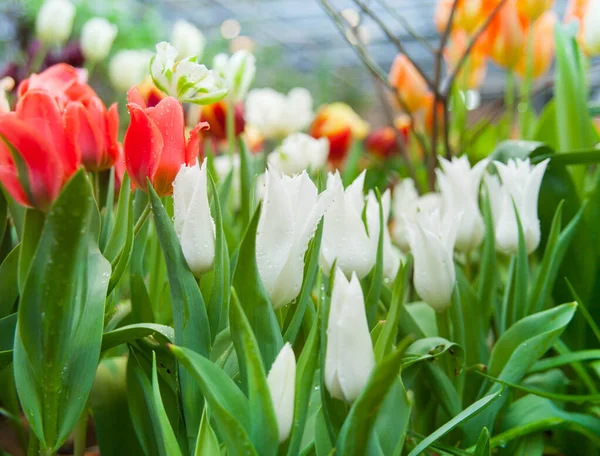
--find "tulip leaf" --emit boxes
[232,203,283,368]
[509,205,529,325]
[13,170,110,452]
[207,173,230,338]
[194,408,220,456]
[99,168,116,251]
[239,137,253,230]
[18,208,45,293]
[407,387,503,456]
[284,218,323,344]
[465,302,577,442]
[365,189,384,328]
[284,308,321,456]
[149,182,211,444]
[170,345,258,456]
[107,192,134,295]
[477,194,496,324]
[151,353,183,456]
[101,324,174,352]
[229,289,278,456]
[0,245,19,318]
[473,427,491,456]
[0,312,16,369]
[103,174,131,260]
[335,337,412,456]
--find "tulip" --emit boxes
[392,179,443,253]
[200,101,245,140]
[365,127,400,159]
[267,133,328,176]
[445,30,488,90]
[245,87,314,139]
[0,77,14,113]
[108,49,154,93]
[257,169,333,308]
[455,0,486,32]
[173,159,215,276]
[0,89,79,211]
[81,18,118,62]
[267,343,296,443]
[388,54,430,114]
[310,103,369,165]
[123,86,209,196]
[405,209,460,312]
[325,268,375,403]
[18,63,96,107]
[517,0,554,21]
[583,1,600,55]
[320,171,378,279]
[484,2,526,69]
[150,42,228,105]
[435,0,455,33]
[436,156,488,252]
[136,76,165,108]
[171,20,206,60]
[367,189,401,279]
[213,51,256,102]
[36,0,75,47]
[64,96,120,172]
[489,158,549,255]
[516,11,557,79]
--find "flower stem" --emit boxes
[73,409,89,456]
[30,44,48,73]
[226,99,236,162]
[134,202,152,237]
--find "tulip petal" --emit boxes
[185,121,210,164]
[127,85,147,109]
[325,269,350,401]
[267,343,296,443]
[65,101,105,171]
[104,103,121,169]
[0,141,31,207]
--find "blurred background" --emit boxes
[0,0,585,126]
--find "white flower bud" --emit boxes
[36,0,75,47]
[267,133,328,176]
[214,50,256,102]
[267,343,296,443]
[584,0,600,55]
[81,18,118,62]
[171,20,206,60]
[366,189,401,280]
[108,49,153,93]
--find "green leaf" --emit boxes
[229,290,278,456]
[365,189,384,328]
[170,345,258,456]
[101,324,174,352]
[152,353,183,456]
[149,183,211,444]
[0,312,16,352]
[1,186,25,239]
[18,208,45,293]
[529,349,600,373]
[103,174,131,260]
[13,170,110,452]
[336,338,412,456]
[232,203,283,368]
[0,245,19,318]
[194,408,220,456]
[107,192,134,295]
[239,138,253,229]
[511,206,529,324]
[407,388,503,456]
[472,428,490,456]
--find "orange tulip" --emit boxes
[137,76,165,108]
[445,30,488,89]
[516,0,554,21]
[564,0,588,24]
[200,101,245,141]
[424,94,446,135]
[516,11,557,79]
[484,2,527,69]
[388,54,430,114]
[435,0,455,33]
[366,127,400,159]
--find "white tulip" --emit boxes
[150,42,228,105]
[245,88,314,139]
[257,169,333,308]
[108,49,153,92]
[325,268,375,403]
[491,158,549,255]
[584,0,600,55]
[36,0,75,46]
[392,179,442,253]
[405,209,460,312]
[267,133,328,176]
[81,18,118,62]
[366,189,401,280]
[171,20,206,60]
[213,51,256,101]
[267,343,296,443]
[320,171,378,279]
[436,156,489,252]
[173,159,216,276]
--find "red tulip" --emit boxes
[366,127,398,159]
[65,96,120,172]
[0,89,79,211]
[200,101,245,140]
[124,86,209,196]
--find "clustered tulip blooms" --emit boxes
[267,133,329,176]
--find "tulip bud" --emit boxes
[36,0,75,47]
[320,171,378,279]
[516,11,557,79]
[405,209,460,312]
[245,87,314,139]
[171,20,206,60]
[109,50,153,93]
[81,18,118,62]
[445,30,488,90]
[388,54,430,114]
[517,0,554,22]
[213,50,256,102]
[365,127,399,159]
[257,169,333,308]
[489,158,549,255]
[392,179,443,253]
[267,133,328,176]
[310,103,369,165]
[485,2,526,69]
[173,159,216,276]
[150,42,228,105]
[267,343,296,443]
[583,0,600,55]
[325,269,375,403]
[200,101,245,140]
[436,156,488,252]
[367,189,401,280]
